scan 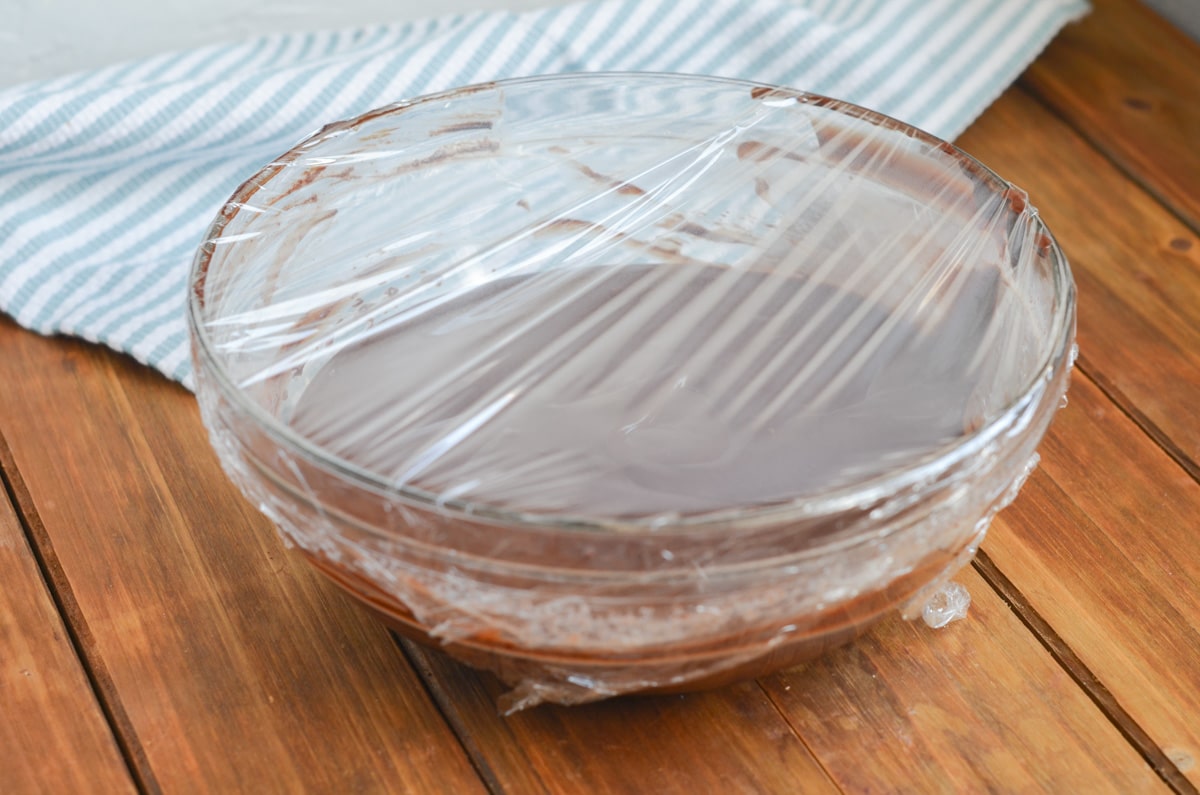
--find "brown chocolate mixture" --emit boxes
[288,262,1001,519]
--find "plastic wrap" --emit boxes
[188,74,1076,710]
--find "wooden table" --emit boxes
[3,0,1198,791]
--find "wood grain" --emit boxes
[0,460,136,795]
[0,318,487,795]
[403,639,838,795]
[983,373,1200,791]
[758,566,1164,794]
[957,88,1200,475]
[1021,0,1200,230]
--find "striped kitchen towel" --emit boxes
[0,0,1087,386]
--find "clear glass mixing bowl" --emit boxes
[188,73,1075,711]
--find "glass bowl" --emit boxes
[188,73,1075,711]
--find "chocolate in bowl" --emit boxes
[188,73,1076,710]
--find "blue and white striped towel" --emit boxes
[0,0,1087,386]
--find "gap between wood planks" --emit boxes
[0,431,159,795]
[397,638,510,795]
[1075,354,1200,485]
[972,547,1197,795]
[748,682,842,794]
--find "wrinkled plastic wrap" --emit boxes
[188,74,1076,711]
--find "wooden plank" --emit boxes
[983,373,1200,790]
[0,461,136,795]
[403,640,840,795]
[956,88,1200,475]
[0,318,487,795]
[1021,0,1200,230]
[757,565,1164,794]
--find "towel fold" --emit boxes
[0,0,1087,385]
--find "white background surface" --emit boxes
[1,0,1197,89]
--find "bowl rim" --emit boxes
[188,71,1077,535]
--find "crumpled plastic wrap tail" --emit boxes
[189,74,1076,709]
